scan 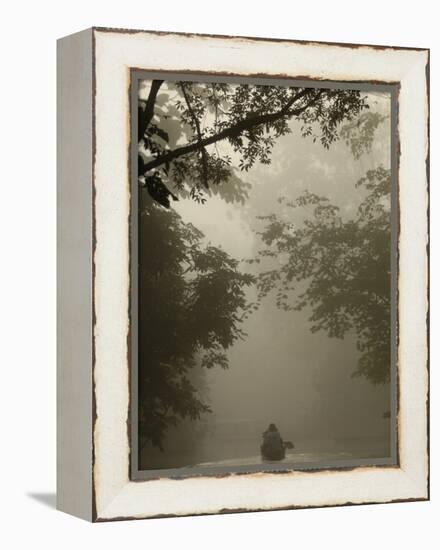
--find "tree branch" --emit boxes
[140,88,322,175]
[138,79,164,141]
[180,83,209,188]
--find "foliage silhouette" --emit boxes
[138,81,369,207]
[138,189,255,450]
[256,166,391,384]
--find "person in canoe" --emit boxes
[261,423,294,461]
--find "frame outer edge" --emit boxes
[57,27,94,522]
[90,29,429,521]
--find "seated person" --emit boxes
[261,423,285,460]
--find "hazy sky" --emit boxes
[170,88,392,444]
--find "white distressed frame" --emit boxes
[63,28,429,521]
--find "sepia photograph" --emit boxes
[134,75,397,474]
[2,0,432,537]
[54,24,429,522]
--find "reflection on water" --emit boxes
[140,418,391,471]
[197,449,355,468]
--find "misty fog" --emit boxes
[138,81,393,470]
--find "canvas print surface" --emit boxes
[134,77,396,473]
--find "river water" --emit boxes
[140,424,391,471]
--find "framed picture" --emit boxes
[57,27,429,521]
